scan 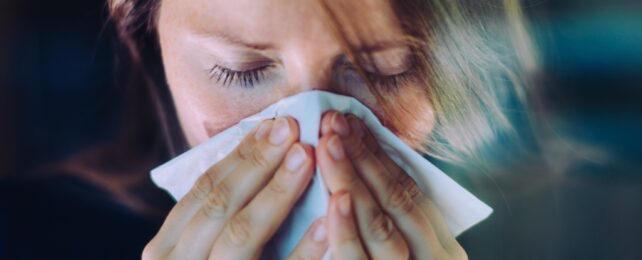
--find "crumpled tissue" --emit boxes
[151,90,492,259]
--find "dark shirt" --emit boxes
[0,174,171,260]
[3,164,640,259]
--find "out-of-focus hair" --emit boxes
[106,0,539,167]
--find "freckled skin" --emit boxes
[158,0,435,148]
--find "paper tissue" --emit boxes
[151,90,492,258]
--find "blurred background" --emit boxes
[1,0,641,259]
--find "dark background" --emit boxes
[1,0,641,259]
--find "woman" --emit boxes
[3,0,537,259]
[137,0,538,258]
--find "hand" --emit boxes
[315,111,468,260]
[142,117,328,260]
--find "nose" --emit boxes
[277,40,379,114]
[281,42,347,96]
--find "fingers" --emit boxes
[317,125,409,259]
[287,218,329,260]
[348,114,460,252]
[354,115,406,184]
[210,144,316,259]
[413,195,466,257]
[327,192,368,260]
[169,117,301,259]
[322,111,464,259]
[146,118,278,256]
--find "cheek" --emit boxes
[164,59,274,146]
[173,89,272,147]
[372,85,435,150]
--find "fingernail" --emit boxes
[320,112,333,136]
[254,121,272,140]
[285,145,306,172]
[313,219,327,242]
[347,116,364,138]
[328,135,345,160]
[331,113,350,137]
[269,118,291,145]
[338,193,351,217]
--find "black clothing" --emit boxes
[0,174,172,260]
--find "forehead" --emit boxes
[159,0,404,48]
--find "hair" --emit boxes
[105,0,539,171]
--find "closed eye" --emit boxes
[365,66,416,89]
[337,53,419,89]
[208,64,274,88]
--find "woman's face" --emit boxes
[157,0,435,148]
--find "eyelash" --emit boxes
[208,62,417,89]
[208,64,271,88]
[365,68,416,89]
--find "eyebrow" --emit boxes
[201,29,275,51]
[358,41,410,53]
[201,28,410,54]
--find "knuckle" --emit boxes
[191,173,213,200]
[249,148,271,168]
[368,208,395,241]
[397,171,413,186]
[386,182,415,215]
[236,139,255,162]
[223,212,252,247]
[348,140,371,163]
[368,139,382,158]
[267,177,288,195]
[338,232,362,247]
[338,168,360,187]
[202,181,231,219]
[361,124,378,148]
[407,183,423,201]
[399,174,422,200]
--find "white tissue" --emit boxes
[151,90,492,258]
